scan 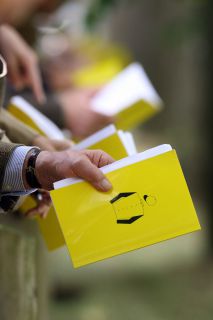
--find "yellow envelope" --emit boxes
[91,63,163,130]
[20,195,64,251]
[72,57,125,87]
[51,147,200,268]
[73,125,136,160]
[7,96,64,139]
[18,123,135,251]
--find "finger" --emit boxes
[50,139,73,151]
[41,208,49,219]
[7,55,24,90]
[85,86,102,98]
[24,57,46,105]
[83,149,114,167]
[72,155,112,192]
[33,136,56,151]
[26,203,50,219]
[25,207,39,218]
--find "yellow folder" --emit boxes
[71,37,131,87]
[7,96,65,139]
[91,63,163,130]
[72,57,125,87]
[20,196,65,250]
[72,124,136,159]
[16,121,136,251]
[51,145,200,268]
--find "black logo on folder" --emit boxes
[110,192,143,224]
[110,193,157,224]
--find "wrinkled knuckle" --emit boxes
[72,155,86,168]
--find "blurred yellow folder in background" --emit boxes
[72,37,131,87]
[51,145,200,268]
[72,57,125,87]
[73,124,137,159]
[14,118,137,250]
[7,96,65,139]
[91,63,163,130]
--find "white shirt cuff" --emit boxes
[2,146,37,194]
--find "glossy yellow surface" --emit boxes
[19,131,130,251]
[51,150,200,268]
[8,103,45,136]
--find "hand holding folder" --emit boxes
[19,124,137,251]
[51,145,201,268]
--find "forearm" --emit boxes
[0,108,39,145]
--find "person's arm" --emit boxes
[31,148,113,192]
[0,145,114,214]
[0,109,73,149]
[0,108,39,145]
[1,145,36,193]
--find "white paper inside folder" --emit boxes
[73,124,137,156]
[53,144,172,190]
[73,124,117,151]
[10,96,65,140]
[91,63,163,116]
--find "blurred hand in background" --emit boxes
[32,135,74,151]
[58,88,114,140]
[0,24,45,104]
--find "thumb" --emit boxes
[72,154,112,192]
[26,62,46,105]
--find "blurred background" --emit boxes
[17,0,213,319]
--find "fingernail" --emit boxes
[99,178,112,191]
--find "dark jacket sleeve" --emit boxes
[0,108,39,145]
[0,138,21,188]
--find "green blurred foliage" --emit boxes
[85,0,129,28]
[86,0,207,48]
[160,1,207,48]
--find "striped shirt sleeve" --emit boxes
[1,146,36,193]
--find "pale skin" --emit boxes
[32,135,74,152]
[0,1,115,218]
[0,0,45,26]
[24,136,74,218]
[0,24,45,104]
[0,25,114,139]
[58,88,114,139]
[23,148,114,219]
[35,149,113,192]
[0,0,60,103]
[24,136,114,218]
